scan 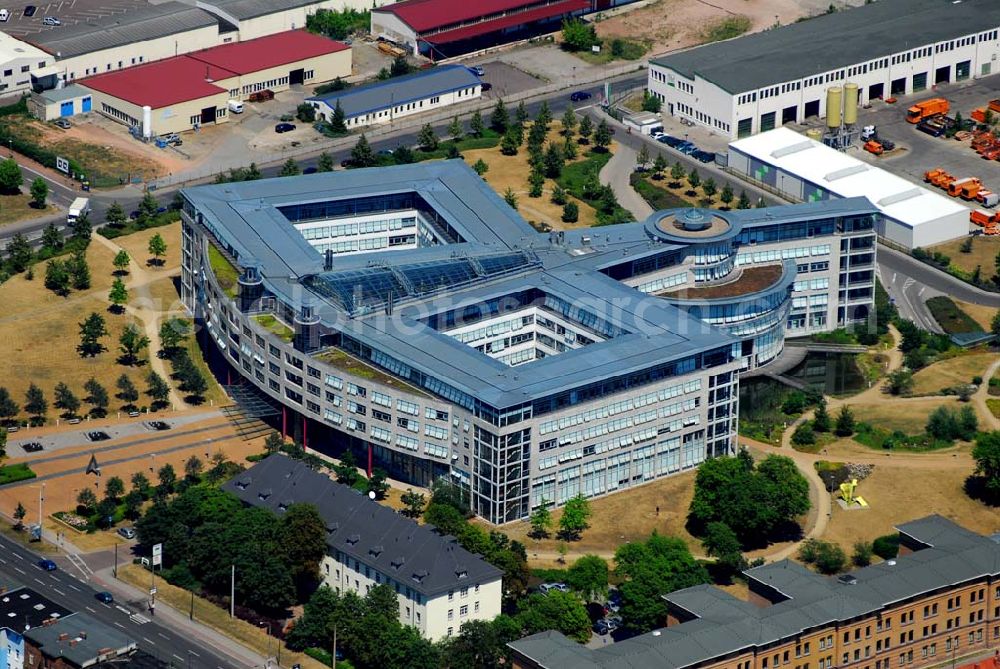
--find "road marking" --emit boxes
[0,558,6,564]
[11,553,23,560]
[13,567,24,575]
[33,578,44,585]
[68,584,80,592]
[115,605,131,615]
[173,654,184,662]
[189,651,200,657]
[114,622,125,629]
[918,286,926,296]
[86,606,96,613]
[143,637,156,645]
[52,588,65,596]
[891,272,897,283]
[158,633,170,640]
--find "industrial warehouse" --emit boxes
[647,0,1000,139]
[80,30,351,136]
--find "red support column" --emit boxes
[302,416,308,450]
[281,406,287,440]
[367,443,373,478]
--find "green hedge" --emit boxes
[0,463,36,486]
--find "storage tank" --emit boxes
[806,128,824,142]
[843,83,859,125]
[826,87,843,129]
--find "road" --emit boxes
[0,72,647,246]
[0,534,247,669]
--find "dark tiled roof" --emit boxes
[0,586,72,630]
[222,456,502,597]
[24,613,135,667]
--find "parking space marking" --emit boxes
[13,567,25,575]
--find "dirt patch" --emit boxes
[954,300,998,331]
[910,352,994,396]
[594,0,823,56]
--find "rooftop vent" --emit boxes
[837,574,858,585]
[346,534,360,545]
[258,488,272,500]
[412,569,429,583]
[236,477,251,490]
[456,568,468,579]
[886,559,896,566]
[326,521,339,533]
[369,545,383,557]
[390,556,405,570]
[278,499,294,511]
[652,630,662,637]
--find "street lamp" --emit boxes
[260,622,272,668]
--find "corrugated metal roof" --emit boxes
[421,0,588,44]
[186,29,347,75]
[374,0,557,33]
[198,0,327,21]
[308,65,480,119]
[27,2,218,59]
[650,0,1000,95]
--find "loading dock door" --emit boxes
[935,66,950,84]
[956,60,971,81]
[912,72,927,92]
[804,100,820,118]
[289,68,304,85]
[81,96,91,112]
[781,105,797,124]
[201,106,215,124]
[760,111,776,133]
[868,83,883,100]
[890,78,906,95]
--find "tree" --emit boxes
[148,233,167,265]
[108,277,128,312]
[792,422,816,446]
[123,490,143,520]
[702,177,717,198]
[70,213,92,246]
[295,102,315,123]
[159,317,189,354]
[278,157,300,177]
[105,201,127,228]
[799,538,847,574]
[835,405,856,436]
[282,502,328,595]
[687,167,701,190]
[490,99,509,132]
[808,401,830,433]
[6,233,32,272]
[528,169,545,198]
[0,157,22,193]
[13,502,26,530]
[558,494,591,540]
[53,382,81,418]
[852,540,874,567]
[76,488,98,515]
[116,374,139,410]
[118,323,150,366]
[543,143,564,178]
[418,123,439,151]
[652,153,668,179]
[561,106,577,136]
[317,152,334,173]
[469,109,485,138]
[68,249,90,290]
[719,183,734,206]
[550,184,568,206]
[737,190,752,209]
[401,489,426,518]
[41,222,63,252]
[566,554,608,600]
[447,115,463,142]
[24,383,46,424]
[29,177,48,208]
[329,100,347,133]
[562,201,579,223]
[184,455,203,481]
[137,192,159,227]
[641,91,662,113]
[702,521,745,579]
[44,259,70,296]
[367,467,390,499]
[500,129,519,156]
[105,476,125,502]
[472,158,489,176]
[528,499,552,539]
[443,617,520,669]
[594,119,612,150]
[886,368,914,396]
[560,18,598,51]
[351,133,376,167]
[83,378,109,417]
[0,388,18,424]
[992,310,1000,339]
[971,431,1000,502]
[333,450,360,486]
[577,115,592,144]
[503,187,518,210]
[157,463,177,494]
[670,160,686,183]
[516,590,591,642]
[516,101,529,126]
[146,371,170,409]
[131,472,151,498]
[263,432,284,455]
[636,143,650,171]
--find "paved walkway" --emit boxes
[598,137,654,221]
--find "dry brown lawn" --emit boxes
[851,398,960,434]
[954,300,997,331]
[0,194,54,228]
[909,352,995,395]
[822,464,999,551]
[462,126,604,231]
[116,223,182,271]
[930,235,1000,282]
[487,470,701,563]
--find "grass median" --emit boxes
[117,563,329,669]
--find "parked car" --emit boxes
[469,65,485,76]
[0,10,9,22]
[162,133,181,145]
[274,122,296,133]
[303,166,317,174]
[651,131,666,141]
[481,82,492,92]
[23,5,36,16]
[692,149,716,163]
[37,559,57,571]
[539,583,570,594]
[95,592,114,604]
[678,142,698,155]
[117,527,136,539]
[570,91,592,102]
[41,15,59,25]
[54,118,70,129]
[22,442,43,452]
[593,618,619,635]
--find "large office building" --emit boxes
[223,456,503,640]
[179,161,876,524]
[510,515,1000,669]
[647,0,1000,139]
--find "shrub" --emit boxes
[791,422,816,446]
[852,541,874,567]
[872,534,900,560]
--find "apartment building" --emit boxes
[510,515,1000,668]
[180,161,875,525]
[647,0,1000,139]
[223,456,503,641]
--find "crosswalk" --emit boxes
[129,613,151,625]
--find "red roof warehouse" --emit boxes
[372,0,591,59]
[80,30,351,136]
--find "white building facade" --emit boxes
[648,0,1000,139]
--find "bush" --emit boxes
[872,533,900,560]
[791,422,816,446]
[852,541,874,567]
[799,539,847,574]
[561,201,579,223]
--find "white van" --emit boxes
[0,10,10,22]
[228,100,244,114]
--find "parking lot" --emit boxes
[0,0,146,37]
[477,60,544,100]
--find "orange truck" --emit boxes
[990,99,1000,114]
[906,98,950,123]
[959,180,985,200]
[930,171,955,188]
[947,177,980,197]
[971,209,1000,234]
[924,168,945,183]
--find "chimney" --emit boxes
[58,633,69,641]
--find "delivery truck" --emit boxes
[67,197,90,223]
[906,98,949,123]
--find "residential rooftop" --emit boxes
[0,585,72,631]
[509,515,1000,669]
[222,456,503,597]
[650,0,1000,94]
[24,612,136,667]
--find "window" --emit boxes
[447,609,454,620]
[430,96,440,104]
[460,605,468,617]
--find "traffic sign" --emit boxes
[152,543,163,566]
[56,156,69,174]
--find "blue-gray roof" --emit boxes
[510,515,1000,669]
[24,612,136,666]
[222,456,503,597]
[651,0,1000,94]
[308,64,481,118]
[182,161,879,408]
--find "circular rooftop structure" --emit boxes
[644,208,741,244]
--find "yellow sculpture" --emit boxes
[839,478,869,508]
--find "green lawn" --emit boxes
[925,296,982,334]
[207,244,239,298]
[630,173,693,210]
[252,314,293,343]
[0,463,36,486]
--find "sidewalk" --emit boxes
[599,141,653,220]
